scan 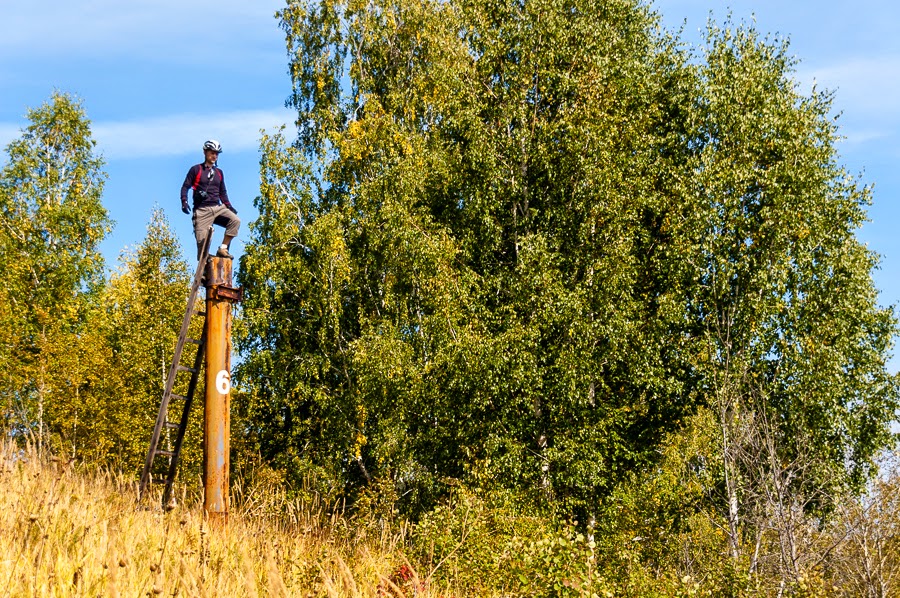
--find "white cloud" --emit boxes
[838,129,893,146]
[0,0,284,63]
[0,108,295,162]
[91,108,296,159]
[798,56,900,117]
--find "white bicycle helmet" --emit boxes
[203,139,223,153]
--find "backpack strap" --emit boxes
[192,164,204,190]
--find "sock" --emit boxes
[219,244,228,250]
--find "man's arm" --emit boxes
[180,166,197,213]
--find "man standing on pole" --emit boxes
[180,139,240,260]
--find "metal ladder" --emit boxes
[138,227,213,507]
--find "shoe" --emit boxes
[215,246,233,259]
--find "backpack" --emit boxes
[192,164,219,191]
[192,164,220,200]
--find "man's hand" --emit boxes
[226,204,238,215]
[182,201,190,215]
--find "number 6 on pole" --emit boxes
[215,369,231,394]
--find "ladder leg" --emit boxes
[138,227,213,502]
[162,333,206,507]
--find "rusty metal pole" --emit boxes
[203,256,241,524]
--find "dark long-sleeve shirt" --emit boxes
[180,163,232,209]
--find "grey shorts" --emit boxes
[192,204,240,242]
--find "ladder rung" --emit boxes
[195,310,206,317]
[176,365,197,374]
[169,393,186,401]
[151,478,171,485]
[155,450,175,458]
[164,422,180,429]
[186,337,202,345]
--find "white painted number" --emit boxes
[215,370,231,394]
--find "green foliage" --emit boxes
[590,410,750,596]
[671,26,900,584]
[503,530,607,598]
[691,22,898,497]
[242,0,707,517]
[0,92,112,450]
[0,104,196,470]
[407,486,611,597]
[87,206,197,471]
[234,130,351,501]
[239,0,897,540]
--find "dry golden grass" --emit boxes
[0,442,450,597]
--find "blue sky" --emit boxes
[0,0,292,268]
[2,1,899,357]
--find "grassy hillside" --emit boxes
[7,438,900,597]
[0,442,443,597]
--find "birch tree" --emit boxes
[0,92,111,452]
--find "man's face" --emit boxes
[204,149,219,163]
